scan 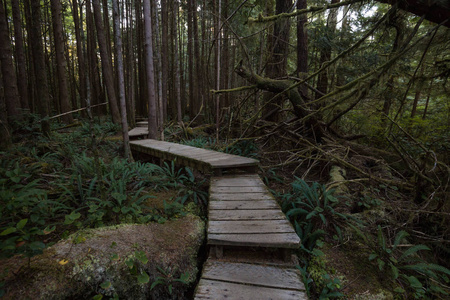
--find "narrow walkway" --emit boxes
[130,139,259,174]
[129,138,307,299]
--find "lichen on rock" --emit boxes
[1,214,205,299]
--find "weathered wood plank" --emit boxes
[209,200,279,210]
[209,209,285,221]
[128,127,148,137]
[210,192,274,201]
[208,233,300,248]
[194,279,307,300]
[136,121,148,127]
[130,139,259,171]
[201,260,305,291]
[208,220,295,234]
[210,177,266,188]
[210,186,268,193]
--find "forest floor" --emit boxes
[1,119,449,299]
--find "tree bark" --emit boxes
[11,0,30,111]
[112,0,131,159]
[0,0,21,119]
[92,0,121,123]
[315,0,340,100]
[71,0,87,110]
[51,0,73,123]
[0,76,11,149]
[28,0,50,135]
[297,0,308,97]
[143,0,158,139]
[263,0,292,122]
[187,0,195,119]
[173,0,182,123]
[161,0,169,121]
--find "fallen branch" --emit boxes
[48,102,108,120]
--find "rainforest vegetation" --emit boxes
[0,0,449,298]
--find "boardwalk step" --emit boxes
[194,260,307,300]
[207,175,300,249]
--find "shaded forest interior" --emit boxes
[0,0,449,299]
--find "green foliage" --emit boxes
[175,168,208,208]
[150,267,190,295]
[223,140,258,158]
[353,225,450,298]
[180,137,215,149]
[0,120,208,261]
[282,178,350,249]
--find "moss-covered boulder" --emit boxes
[1,215,205,299]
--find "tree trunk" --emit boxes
[28,0,50,135]
[143,0,158,139]
[11,0,29,111]
[263,0,292,122]
[315,0,340,100]
[173,0,182,124]
[297,0,308,98]
[51,0,73,124]
[0,0,21,119]
[112,0,131,159]
[71,0,87,109]
[92,0,121,123]
[152,0,163,138]
[0,75,11,149]
[161,0,169,121]
[192,0,202,120]
[187,0,195,119]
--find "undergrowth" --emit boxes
[0,119,208,262]
[279,178,450,299]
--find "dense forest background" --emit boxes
[0,0,449,298]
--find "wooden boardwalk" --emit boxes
[129,138,306,299]
[208,175,300,250]
[130,139,259,174]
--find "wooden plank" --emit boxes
[128,127,148,137]
[130,139,259,171]
[210,178,266,188]
[136,121,148,127]
[209,158,258,167]
[207,233,300,248]
[194,279,307,300]
[209,200,279,210]
[209,209,285,221]
[201,260,305,291]
[208,220,295,234]
[210,186,268,193]
[210,192,274,201]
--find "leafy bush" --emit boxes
[353,225,450,298]
[282,178,350,248]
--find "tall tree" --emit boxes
[263,0,293,122]
[0,76,11,149]
[92,0,121,123]
[161,0,169,120]
[0,0,21,119]
[315,0,340,100]
[11,0,30,111]
[28,0,50,135]
[143,0,158,139]
[173,0,182,123]
[297,0,308,97]
[71,0,87,109]
[51,0,73,123]
[112,0,131,159]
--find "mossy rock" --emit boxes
[1,215,205,299]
